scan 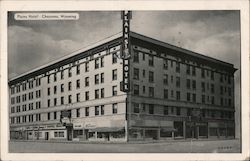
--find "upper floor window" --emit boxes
[95,58,99,69]
[76,65,80,75]
[29,81,33,89]
[76,108,80,117]
[76,93,80,102]
[176,77,180,88]
[134,84,139,95]
[112,53,117,64]
[228,75,231,84]
[133,103,140,113]
[148,55,154,66]
[220,74,223,83]
[68,95,72,104]
[61,84,64,93]
[85,91,89,100]
[163,74,168,85]
[68,82,72,91]
[68,68,72,77]
[187,93,191,101]
[149,104,154,114]
[186,65,190,75]
[133,52,139,63]
[149,87,154,97]
[61,70,64,80]
[201,69,205,78]
[112,69,117,81]
[95,89,99,99]
[101,57,104,67]
[201,82,205,92]
[192,66,196,76]
[85,77,89,87]
[85,62,89,72]
[85,107,89,116]
[95,106,99,116]
[54,73,57,82]
[101,88,105,98]
[192,80,196,90]
[211,84,214,93]
[95,74,99,84]
[47,75,50,84]
[186,79,191,89]
[164,89,168,99]
[211,71,214,80]
[112,103,118,114]
[192,94,196,103]
[133,68,139,80]
[101,105,105,115]
[176,91,181,100]
[101,73,104,83]
[163,59,168,70]
[112,86,117,96]
[36,78,41,86]
[76,79,80,89]
[176,62,180,73]
[164,106,168,115]
[54,85,57,94]
[149,71,154,83]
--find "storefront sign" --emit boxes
[73,123,83,129]
[84,123,96,129]
[120,10,132,92]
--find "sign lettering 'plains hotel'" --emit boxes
[9,11,236,142]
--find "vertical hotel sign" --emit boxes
[121,11,132,92]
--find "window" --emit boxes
[192,80,196,90]
[133,68,139,80]
[54,131,64,137]
[95,106,99,115]
[76,108,80,117]
[54,112,57,120]
[54,98,57,106]
[61,84,64,93]
[85,107,89,116]
[176,77,180,87]
[228,76,231,84]
[85,62,89,72]
[164,89,168,99]
[95,58,99,69]
[101,105,104,115]
[85,77,89,87]
[76,93,80,102]
[22,83,26,91]
[228,87,231,96]
[211,96,215,105]
[176,107,181,116]
[142,53,145,60]
[187,93,190,101]
[186,65,190,75]
[100,57,104,67]
[133,103,140,113]
[211,71,214,80]
[163,59,168,70]
[61,70,64,80]
[202,95,205,103]
[112,103,118,114]
[143,86,146,94]
[68,95,72,104]
[149,87,154,97]
[54,85,57,94]
[68,68,72,77]
[220,74,223,82]
[47,99,50,107]
[201,69,205,78]
[47,87,50,96]
[228,99,232,106]
[186,79,190,89]
[47,113,50,120]
[164,106,168,115]
[61,96,64,105]
[143,70,145,78]
[171,90,174,98]
[220,97,224,106]
[220,86,224,95]
[36,78,41,86]
[163,74,168,85]
[85,91,89,100]
[192,94,196,102]
[171,75,173,83]
[148,55,154,66]
[134,84,139,95]
[201,82,205,92]
[94,74,99,84]
[112,69,117,80]
[48,75,50,84]
[176,91,180,100]
[112,52,117,64]
[54,73,57,82]
[101,73,104,83]
[192,66,196,76]
[149,104,154,114]
[133,52,139,62]
[95,89,99,99]
[176,62,180,73]
[101,88,105,98]
[68,82,72,91]
[76,65,80,75]
[112,86,117,96]
[76,79,80,89]
[149,71,154,82]
[28,81,33,89]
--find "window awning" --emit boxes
[88,127,125,132]
[161,127,177,132]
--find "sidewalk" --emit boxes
[10,138,239,144]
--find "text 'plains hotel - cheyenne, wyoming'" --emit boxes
[9,11,237,142]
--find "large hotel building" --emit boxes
[9,31,237,142]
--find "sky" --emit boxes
[8,11,241,137]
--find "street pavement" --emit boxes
[9,139,240,153]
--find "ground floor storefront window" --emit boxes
[129,128,143,140]
[174,121,183,138]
